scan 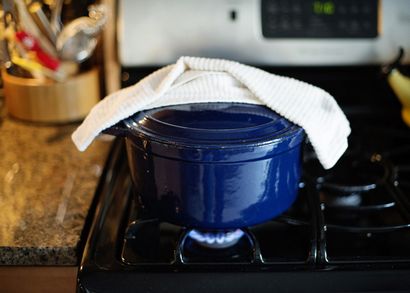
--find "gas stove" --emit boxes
[78,66,410,292]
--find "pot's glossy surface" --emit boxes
[122,103,304,229]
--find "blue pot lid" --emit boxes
[124,103,303,149]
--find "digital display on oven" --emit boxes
[312,1,336,15]
[261,0,379,38]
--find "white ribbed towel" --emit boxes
[72,56,351,169]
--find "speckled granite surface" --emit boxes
[0,115,111,265]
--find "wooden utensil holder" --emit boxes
[2,68,100,123]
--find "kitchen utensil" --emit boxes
[104,103,305,229]
[28,1,57,44]
[384,48,410,127]
[1,0,18,67]
[13,0,57,57]
[0,9,6,63]
[50,0,63,35]
[3,68,100,123]
[1,0,28,77]
[10,54,63,81]
[15,30,60,71]
[56,4,107,62]
[12,42,45,80]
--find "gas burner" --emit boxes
[311,153,389,192]
[304,152,393,209]
[320,192,363,208]
[187,229,245,249]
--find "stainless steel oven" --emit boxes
[78,1,410,292]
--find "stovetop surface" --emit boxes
[78,67,410,292]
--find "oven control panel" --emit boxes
[261,0,378,38]
[118,0,410,66]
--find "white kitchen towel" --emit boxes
[72,56,351,169]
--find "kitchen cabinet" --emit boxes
[0,266,77,293]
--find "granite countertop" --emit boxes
[0,114,111,265]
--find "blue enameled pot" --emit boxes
[106,103,304,229]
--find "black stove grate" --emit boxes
[121,184,317,266]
